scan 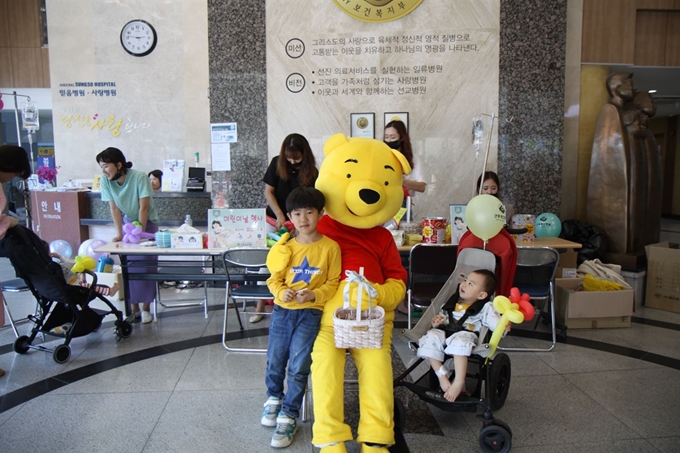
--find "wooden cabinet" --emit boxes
[31,191,90,255]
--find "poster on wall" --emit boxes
[350,113,375,138]
[162,159,185,192]
[211,123,237,143]
[208,208,267,248]
[449,204,467,245]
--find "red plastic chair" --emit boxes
[457,229,517,297]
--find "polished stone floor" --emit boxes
[1,257,680,453]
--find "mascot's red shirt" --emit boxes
[318,216,407,285]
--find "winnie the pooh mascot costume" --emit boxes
[311,134,412,452]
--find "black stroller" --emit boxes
[397,248,514,453]
[0,225,132,363]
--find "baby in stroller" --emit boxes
[51,253,121,298]
[416,269,506,402]
[397,248,516,452]
[1,225,132,363]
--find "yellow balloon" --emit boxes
[465,194,506,241]
[71,255,96,273]
[489,295,525,357]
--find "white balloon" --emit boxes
[78,239,96,257]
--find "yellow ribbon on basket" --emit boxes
[488,296,526,357]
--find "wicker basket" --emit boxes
[333,269,385,349]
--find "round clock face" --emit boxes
[120,20,157,57]
[333,0,423,22]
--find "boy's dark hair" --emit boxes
[470,269,497,297]
[286,186,325,213]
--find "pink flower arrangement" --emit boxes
[36,166,59,183]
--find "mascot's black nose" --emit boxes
[359,189,380,205]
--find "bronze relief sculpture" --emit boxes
[586,72,661,254]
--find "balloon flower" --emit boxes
[488,290,532,357]
[123,220,155,244]
[70,255,96,273]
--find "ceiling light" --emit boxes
[648,89,657,93]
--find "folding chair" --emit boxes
[499,246,559,353]
[1,277,38,338]
[221,248,273,353]
[406,243,458,329]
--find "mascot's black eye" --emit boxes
[346,174,351,178]
[384,181,389,186]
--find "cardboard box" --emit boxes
[171,233,203,249]
[555,278,634,329]
[556,249,578,278]
[645,242,680,313]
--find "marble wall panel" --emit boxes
[266,0,500,220]
[498,0,568,217]
[46,0,210,186]
[208,0,267,210]
[209,0,569,219]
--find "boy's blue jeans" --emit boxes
[266,305,321,419]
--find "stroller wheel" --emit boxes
[119,321,133,339]
[487,418,513,439]
[53,344,71,364]
[479,424,512,453]
[488,353,511,411]
[14,335,31,354]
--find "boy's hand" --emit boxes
[432,314,446,327]
[295,289,315,303]
[266,233,291,273]
[281,289,295,302]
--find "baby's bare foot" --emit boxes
[444,380,465,402]
[109,282,120,297]
[437,374,452,393]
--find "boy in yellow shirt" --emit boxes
[262,186,342,448]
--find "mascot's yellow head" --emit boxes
[316,134,412,229]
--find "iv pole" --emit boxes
[472,113,514,197]
[1,90,34,228]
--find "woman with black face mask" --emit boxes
[263,133,318,230]
[96,147,159,324]
[255,133,319,323]
[384,120,426,198]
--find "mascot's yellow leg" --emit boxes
[320,442,348,453]
[311,327,353,445]
[354,320,395,446]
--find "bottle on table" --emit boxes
[96,256,114,273]
[185,214,192,226]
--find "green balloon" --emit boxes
[466,195,506,241]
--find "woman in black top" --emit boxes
[263,133,318,229]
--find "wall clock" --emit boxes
[120,19,157,57]
[333,0,423,23]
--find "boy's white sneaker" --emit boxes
[271,413,297,448]
[261,397,282,427]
